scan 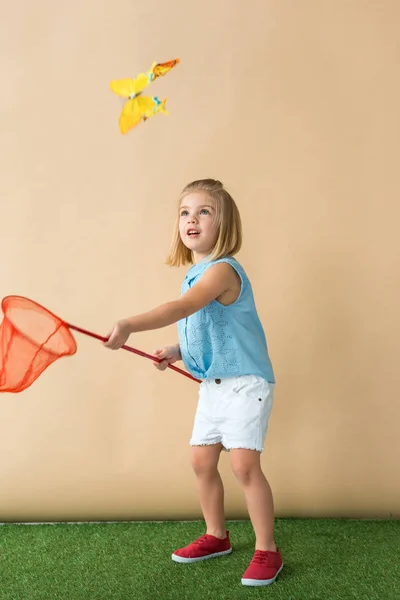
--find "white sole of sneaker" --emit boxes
[171,548,233,563]
[241,563,284,586]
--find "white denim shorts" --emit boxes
[190,375,274,452]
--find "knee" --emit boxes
[191,453,217,477]
[231,461,261,486]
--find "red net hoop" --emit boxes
[0,295,199,393]
[0,296,77,393]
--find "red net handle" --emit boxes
[67,323,201,383]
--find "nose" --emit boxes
[187,214,198,223]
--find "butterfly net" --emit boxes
[0,296,77,393]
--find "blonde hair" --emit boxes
[166,179,242,267]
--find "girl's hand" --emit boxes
[152,345,181,371]
[104,319,131,350]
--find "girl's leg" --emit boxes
[230,449,277,551]
[191,443,226,538]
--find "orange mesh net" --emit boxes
[0,295,199,393]
[0,296,77,393]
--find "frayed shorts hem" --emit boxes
[189,441,264,453]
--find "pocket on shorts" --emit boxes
[233,375,268,400]
[230,376,272,423]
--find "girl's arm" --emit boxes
[104,262,235,350]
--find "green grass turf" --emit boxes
[0,519,399,600]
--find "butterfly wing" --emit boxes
[128,96,168,126]
[136,96,159,119]
[153,97,168,115]
[110,73,151,98]
[152,58,180,79]
[132,72,152,94]
[119,98,142,134]
[110,78,136,98]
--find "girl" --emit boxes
[105,179,283,587]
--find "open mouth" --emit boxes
[187,229,200,237]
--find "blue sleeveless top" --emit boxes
[177,256,275,383]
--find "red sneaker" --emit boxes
[171,531,232,563]
[241,548,283,586]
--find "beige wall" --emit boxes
[0,0,399,521]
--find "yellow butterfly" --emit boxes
[110,59,180,134]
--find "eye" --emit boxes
[200,208,211,215]
[180,210,189,217]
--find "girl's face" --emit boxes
[179,192,218,263]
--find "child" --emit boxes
[104,179,283,587]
